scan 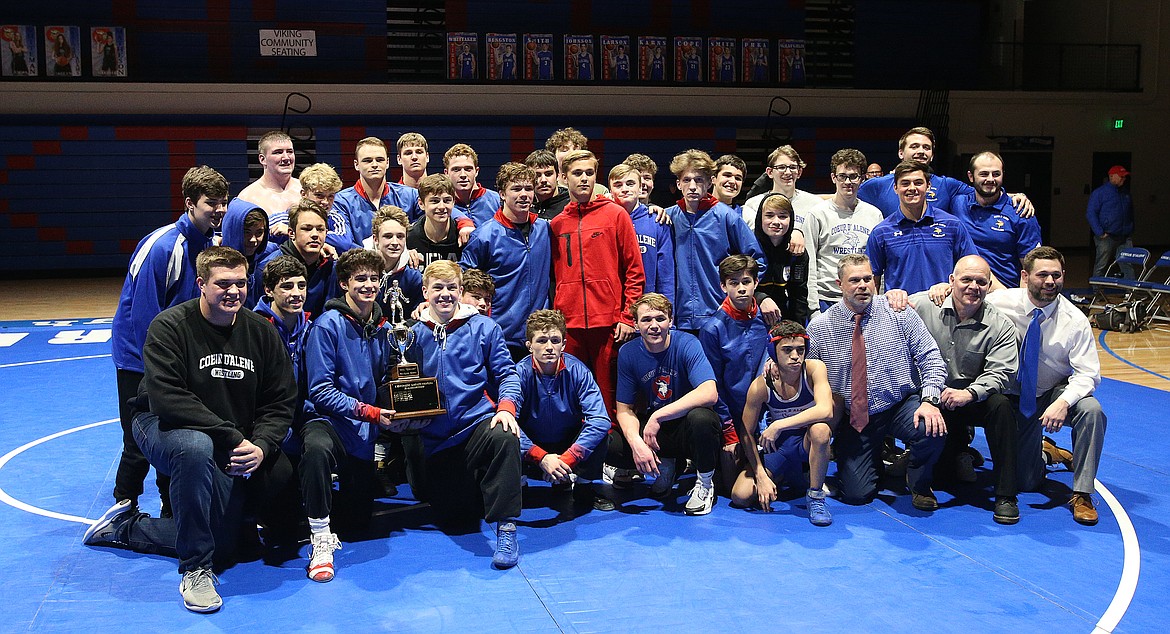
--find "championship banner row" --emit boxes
[448,33,806,86]
[2,25,127,78]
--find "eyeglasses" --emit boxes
[768,164,800,172]
[833,173,862,183]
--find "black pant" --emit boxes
[424,419,522,524]
[299,419,377,533]
[521,436,608,482]
[113,369,169,508]
[606,407,721,474]
[940,393,1018,498]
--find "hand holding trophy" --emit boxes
[381,284,444,429]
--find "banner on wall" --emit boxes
[486,33,518,80]
[564,34,594,81]
[1,25,38,77]
[91,27,126,77]
[45,25,81,77]
[448,32,478,80]
[258,29,316,57]
[600,35,631,81]
[524,33,553,80]
[674,36,703,83]
[708,37,736,83]
[778,39,806,87]
[742,38,770,84]
[638,36,667,81]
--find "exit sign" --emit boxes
[1114,119,1125,129]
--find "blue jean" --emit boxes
[127,412,270,573]
[833,395,944,504]
[1093,234,1135,278]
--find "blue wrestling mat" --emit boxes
[0,319,1165,632]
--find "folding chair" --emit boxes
[1088,247,1149,310]
[1133,250,1170,325]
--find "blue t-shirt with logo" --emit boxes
[617,330,715,413]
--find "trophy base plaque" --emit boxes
[384,363,446,418]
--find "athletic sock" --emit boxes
[308,516,331,536]
[697,470,714,488]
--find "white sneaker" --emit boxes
[684,478,715,516]
[307,532,342,582]
[956,452,977,483]
[179,568,221,613]
[602,463,638,489]
[649,458,678,499]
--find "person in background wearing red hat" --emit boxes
[1087,165,1135,278]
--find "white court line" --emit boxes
[0,353,111,369]
[0,419,117,524]
[1092,478,1141,633]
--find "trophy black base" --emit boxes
[384,377,446,419]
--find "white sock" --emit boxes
[308,516,331,536]
[698,470,714,488]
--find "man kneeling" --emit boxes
[85,247,297,613]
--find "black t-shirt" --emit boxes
[407,218,462,268]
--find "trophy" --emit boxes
[381,281,445,419]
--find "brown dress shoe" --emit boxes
[1043,437,1074,469]
[911,489,939,511]
[1070,492,1099,525]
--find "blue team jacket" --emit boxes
[513,353,610,462]
[666,195,767,330]
[222,198,277,309]
[111,212,212,373]
[459,210,551,346]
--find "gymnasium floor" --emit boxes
[1,275,1168,632]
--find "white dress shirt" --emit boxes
[985,287,1101,407]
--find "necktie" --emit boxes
[850,312,869,431]
[1019,308,1043,418]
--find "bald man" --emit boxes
[910,255,1020,524]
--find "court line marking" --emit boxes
[0,420,1143,629]
[1098,331,1170,382]
[1092,478,1140,633]
[0,353,112,369]
[0,419,117,525]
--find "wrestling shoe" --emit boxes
[807,489,833,526]
[492,521,519,569]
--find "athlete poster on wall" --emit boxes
[44,25,81,77]
[674,36,703,83]
[447,32,478,80]
[779,39,806,87]
[524,33,553,81]
[638,36,667,81]
[708,37,736,83]
[742,38,771,84]
[91,27,126,78]
[564,35,594,81]
[1,25,38,77]
[600,35,631,81]
[486,33,518,81]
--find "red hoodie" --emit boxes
[550,197,646,329]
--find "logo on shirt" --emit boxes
[992,216,1008,232]
[932,225,946,238]
[654,375,672,401]
[211,368,245,380]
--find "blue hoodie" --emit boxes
[459,210,551,347]
[222,199,277,309]
[406,303,521,456]
[513,352,610,466]
[304,298,397,461]
[329,180,421,252]
[257,241,338,319]
[111,212,212,373]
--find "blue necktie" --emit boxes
[1019,308,1043,418]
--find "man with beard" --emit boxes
[986,247,1107,526]
[948,152,1041,286]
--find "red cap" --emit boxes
[1108,165,1130,177]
